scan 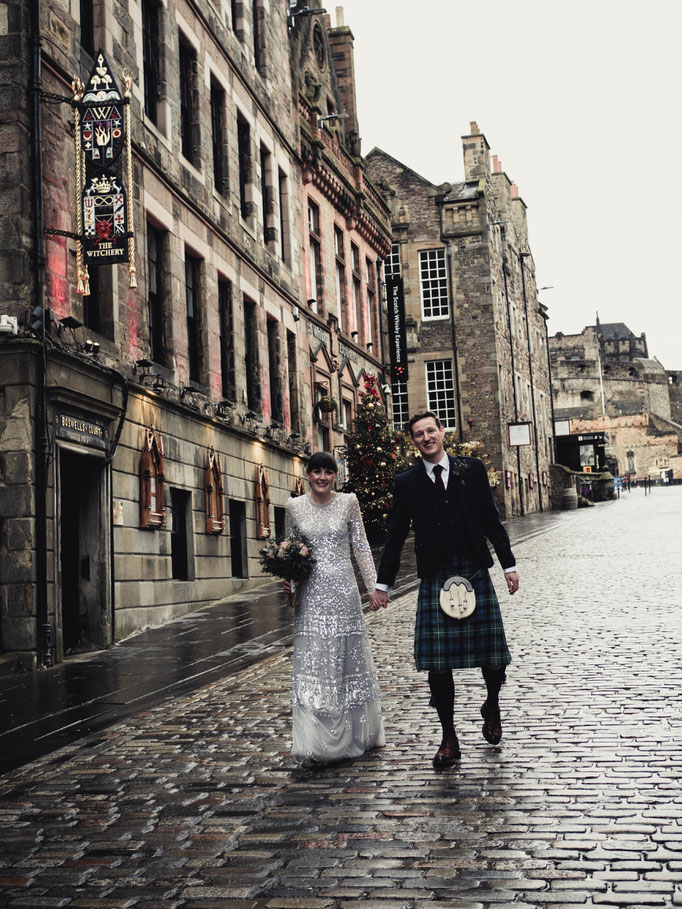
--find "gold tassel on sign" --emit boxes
[123,70,137,289]
[72,77,85,295]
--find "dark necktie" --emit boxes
[433,464,446,496]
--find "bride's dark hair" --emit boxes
[306,451,338,474]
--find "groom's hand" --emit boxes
[505,572,519,595]
[370,590,389,611]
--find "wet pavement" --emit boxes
[0,508,571,775]
[2,488,682,908]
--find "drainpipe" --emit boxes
[30,0,51,667]
[539,302,557,463]
[501,245,523,515]
[438,197,464,440]
[520,252,543,512]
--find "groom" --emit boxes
[371,411,519,768]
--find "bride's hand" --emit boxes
[369,589,389,611]
[283,580,295,594]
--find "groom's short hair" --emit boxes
[407,411,442,437]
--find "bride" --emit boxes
[285,452,385,764]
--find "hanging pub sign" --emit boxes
[82,173,129,264]
[72,49,137,293]
[386,275,408,382]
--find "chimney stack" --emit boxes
[328,13,359,140]
[462,122,490,181]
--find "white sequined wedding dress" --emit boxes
[285,492,385,764]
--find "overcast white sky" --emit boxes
[336,0,682,370]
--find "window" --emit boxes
[341,398,353,431]
[80,0,94,56]
[580,390,594,402]
[352,277,361,336]
[260,143,275,248]
[185,252,202,383]
[218,277,235,401]
[179,35,199,166]
[384,242,401,278]
[287,330,299,432]
[253,0,266,74]
[274,506,286,542]
[267,317,283,423]
[244,296,260,412]
[334,226,346,332]
[237,111,253,220]
[392,379,409,430]
[139,427,165,529]
[278,169,290,263]
[419,248,449,319]
[147,223,165,364]
[82,267,113,340]
[366,258,375,347]
[231,0,242,39]
[83,267,101,334]
[205,448,225,534]
[307,199,321,312]
[351,242,360,274]
[210,79,227,195]
[142,0,160,124]
[426,359,457,429]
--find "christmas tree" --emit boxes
[343,374,398,538]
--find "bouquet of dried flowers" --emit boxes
[259,531,315,608]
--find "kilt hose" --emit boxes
[414,554,511,671]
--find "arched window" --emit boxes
[205,447,225,534]
[140,427,165,529]
[255,463,271,539]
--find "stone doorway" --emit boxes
[57,449,111,658]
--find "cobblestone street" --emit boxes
[1,488,681,909]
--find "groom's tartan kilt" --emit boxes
[414,554,511,671]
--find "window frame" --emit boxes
[147,221,166,364]
[178,33,199,166]
[425,358,457,430]
[184,251,202,384]
[419,248,449,320]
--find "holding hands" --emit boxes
[369,589,390,611]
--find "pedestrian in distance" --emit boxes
[284,452,385,765]
[371,412,519,769]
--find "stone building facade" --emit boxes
[0,0,391,671]
[289,7,392,484]
[366,125,554,518]
[550,321,682,481]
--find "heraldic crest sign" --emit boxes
[72,50,136,294]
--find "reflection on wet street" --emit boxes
[0,511,568,774]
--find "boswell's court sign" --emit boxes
[72,50,137,294]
